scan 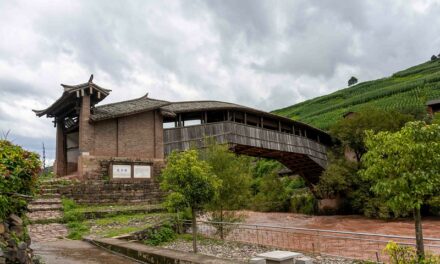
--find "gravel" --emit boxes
[162,238,357,263]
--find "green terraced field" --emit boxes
[272,60,440,130]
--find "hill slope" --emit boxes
[273,60,440,130]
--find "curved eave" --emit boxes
[61,83,112,96]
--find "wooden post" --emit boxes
[233,112,236,122]
[304,129,307,138]
[292,124,295,135]
[278,121,282,132]
[227,111,230,121]
[204,111,208,124]
[260,117,264,128]
[244,112,247,125]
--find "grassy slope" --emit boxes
[273,60,440,130]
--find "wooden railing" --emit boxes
[163,121,327,166]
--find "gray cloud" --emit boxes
[1,0,440,160]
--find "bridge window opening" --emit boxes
[207,111,227,123]
[234,112,245,124]
[163,121,176,129]
[262,118,278,130]
[245,114,260,127]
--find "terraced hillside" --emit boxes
[273,60,440,130]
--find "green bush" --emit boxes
[290,189,317,215]
[144,224,176,246]
[384,241,440,264]
[0,140,41,220]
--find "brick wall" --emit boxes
[93,119,118,157]
[90,110,164,160]
[74,109,166,179]
[117,111,160,159]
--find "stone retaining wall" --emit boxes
[87,238,239,264]
[59,180,165,204]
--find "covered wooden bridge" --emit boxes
[160,100,332,184]
[33,76,331,183]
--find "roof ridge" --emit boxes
[95,94,170,109]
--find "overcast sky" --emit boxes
[1,0,440,163]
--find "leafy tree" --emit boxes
[198,141,252,239]
[314,152,357,199]
[252,172,288,211]
[431,55,438,61]
[160,150,221,253]
[361,121,440,259]
[250,159,283,195]
[348,76,358,86]
[330,107,413,162]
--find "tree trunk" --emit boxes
[192,207,198,253]
[220,209,224,240]
[414,207,425,260]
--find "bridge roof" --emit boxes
[89,94,331,141]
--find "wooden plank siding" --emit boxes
[163,121,327,169]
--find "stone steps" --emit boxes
[31,198,62,205]
[38,193,61,199]
[27,210,64,224]
[28,204,62,212]
[40,188,59,194]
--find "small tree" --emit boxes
[330,107,413,162]
[348,76,358,86]
[431,55,438,61]
[361,121,440,259]
[160,150,221,253]
[199,140,252,239]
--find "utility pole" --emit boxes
[42,142,46,172]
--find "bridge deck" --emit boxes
[163,121,328,183]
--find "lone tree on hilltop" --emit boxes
[431,55,438,61]
[160,149,221,253]
[348,76,358,86]
[361,121,440,260]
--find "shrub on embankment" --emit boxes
[0,140,41,219]
[0,140,41,263]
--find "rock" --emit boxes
[9,214,23,226]
[0,256,5,264]
[250,257,266,264]
[10,225,24,237]
[0,224,5,234]
[18,242,27,250]
[296,257,313,264]
[17,249,26,263]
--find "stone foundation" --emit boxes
[58,180,165,204]
[76,155,165,180]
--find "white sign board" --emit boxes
[112,164,131,178]
[134,165,151,178]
